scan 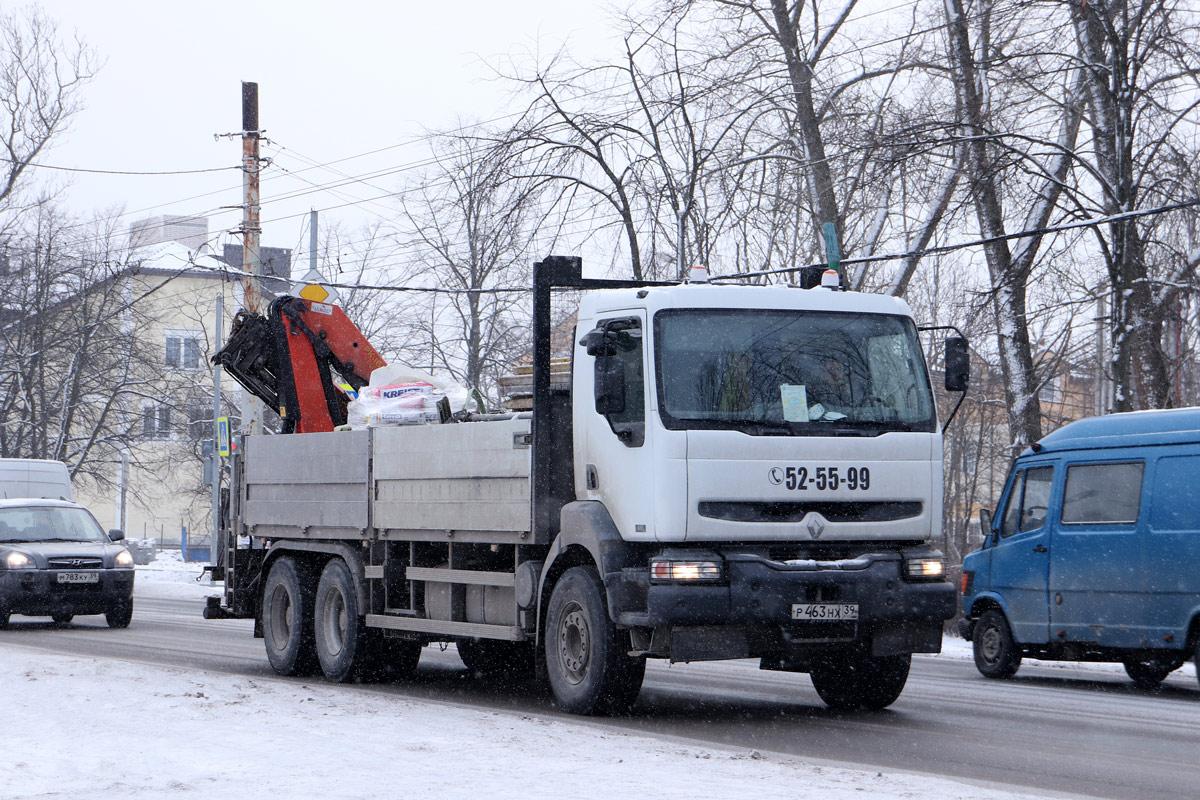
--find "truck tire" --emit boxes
[105,600,133,629]
[973,609,1021,679]
[458,639,536,681]
[262,557,318,676]
[314,558,370,683]
[545,566,645,715]
[1123,658,1176,688]
[809,651,910,711]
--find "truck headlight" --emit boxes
[4,552,36,570]
[903,557,945,581]
[649,559,724,583]
[115,550,135,568]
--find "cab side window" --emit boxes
[999,466,1054,537]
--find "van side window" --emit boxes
[999,466,1053,537]
[1061,462,1144,525]
[1020,467,1054,532]
[1150,456,1200,531]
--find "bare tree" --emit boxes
[393,131,560,397]
[0,7,98,216]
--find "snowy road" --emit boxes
[4,564,1198,799]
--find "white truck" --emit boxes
[205,256,965,714]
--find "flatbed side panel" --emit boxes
[242,430,370,533]
[372,419,532,534]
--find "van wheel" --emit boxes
[1123,658,1175,688]
[973,609,1021,678]
[459,639,536,680]
[810,651,910,710]
[545,566,645,715]
[262,557,318,676]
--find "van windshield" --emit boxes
[654,309,935,435]
[0,507,108,543]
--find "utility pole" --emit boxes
[310,209,318,274]
[240,81,263,436]
[211,293,223,569]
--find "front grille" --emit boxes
[47,557,104,569]
[699,501,922,523]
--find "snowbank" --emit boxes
[1,642,1065,800]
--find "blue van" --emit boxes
[960,408,1200,689]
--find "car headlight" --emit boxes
[649,559,724,583]
[903,557,945,581]
[115,550,135,568]
[4,552,36,570]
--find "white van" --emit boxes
[0,459,74,502]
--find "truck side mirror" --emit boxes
[108,528,125,542]
[945,336,969,392]
[978,509,992,547]
[594,356,626,416]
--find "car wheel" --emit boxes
[973,609,1021,678]
[810,650,911,711]
[51,613,74,625]
[262,557,318,676]
[105,600,133,629]
[545,566,645,716]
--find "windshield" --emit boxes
[654,309,935,434]
[0,506,109,543]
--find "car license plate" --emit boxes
[57,571,99,584]
[791,603,858,620]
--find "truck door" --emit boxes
[990,464,1054,644]
[577,311,659,541]
[1049,460,1145,648]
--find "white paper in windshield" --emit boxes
[780,384,809,421]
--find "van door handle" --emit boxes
[1032,544,1047,553]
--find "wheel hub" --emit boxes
[559,602,590,685]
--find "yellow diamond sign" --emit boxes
[299,283,330,302]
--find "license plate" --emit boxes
[57,571,99,584]
[791,603,858,620]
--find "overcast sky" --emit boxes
[36,1,621,265]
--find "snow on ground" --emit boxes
[0,554,1165,799]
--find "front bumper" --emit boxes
[608,551,955,662]
[0,569,135,616]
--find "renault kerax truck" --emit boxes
[205,256,964,715]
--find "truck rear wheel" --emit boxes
[545,566,645,715]
[809,650,910,711]
[263,557,318,676]
[314,558,370,683]
[973,609,1021,679]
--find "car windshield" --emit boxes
[654,309,935,435]
[0,506,109,543]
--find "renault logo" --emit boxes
[807,516,826,539]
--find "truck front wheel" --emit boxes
[262,557,318,676]
[809,650,910,711]
[973,609,1021,679]
[545,566,645,715]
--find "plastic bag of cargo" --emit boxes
[346,381,445,428]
